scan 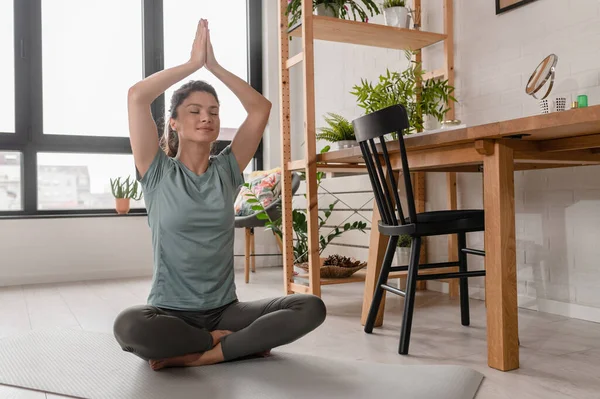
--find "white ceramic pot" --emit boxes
[423,114,440,131]
[383,6,410,28]
[315,4,339,17]
[333,140,358,150]
[395,247,411,266]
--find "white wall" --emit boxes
[0,215,280,287]
[262,0,600,322]
[424,0,600,322]
[0,217,154,287]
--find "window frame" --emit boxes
[0,0,263,218]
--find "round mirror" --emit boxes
[525,54,558,100]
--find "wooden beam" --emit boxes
[443,0,458,298]
[278,0,295,295]
[484,141,519,371]
[539,133,600,152]
[414,171,428,290]
[475,139,494,155]
[400,143,483,170]
[290,283,311,294]
[286,52,304,69]
[301,0,321,297]
[443,0,455,121]
[288,16,447,51]
[423,68,447,81]
[446,172,459,298]
[514,148,600,164]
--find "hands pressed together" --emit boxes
[189,18,218,71]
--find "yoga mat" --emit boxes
[0,328,483,399]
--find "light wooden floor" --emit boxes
[1,267,600,398]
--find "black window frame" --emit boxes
[0,0,263,219]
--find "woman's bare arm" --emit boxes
[127,19,208,177]
[205,22,272,172]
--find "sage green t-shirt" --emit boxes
[139,145,244,311]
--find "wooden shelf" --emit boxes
[289,16,447,51]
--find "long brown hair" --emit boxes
[159,80,220,157]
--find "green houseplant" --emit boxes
[350,50,457,135]
[316,112,357,149]
[110,176,142,214]
[243,149,367,266]
[286,0,381,28]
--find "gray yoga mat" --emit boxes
[0,328,483,399]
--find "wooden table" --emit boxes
[315,105,600,371]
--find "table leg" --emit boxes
[483,141,519,371]
[361,203,389,327]
[361,169,400,327]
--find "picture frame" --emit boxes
[496,0,538,15]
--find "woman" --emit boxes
[113,19,326,371]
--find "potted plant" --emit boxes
[110,176,142,214]
[244,165,368,277]
[286,0,381,28]
[350,50,457,135]
[316,112,357,150]
[382,0,410,28]
[395,234,412,265]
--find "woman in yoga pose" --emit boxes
[113,19,326,371]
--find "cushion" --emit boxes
[235,168,281,216]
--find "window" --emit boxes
[41,0,142,137]
[37,153,144,211]
[0,1,261,217]
[0,0,15,133]
[0,152,22,211]
[163,1,249,139]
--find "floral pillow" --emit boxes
[235,168,282,216]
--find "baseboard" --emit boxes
[0,268,153,287]
[426,281,600,324]
[517,295,600,324]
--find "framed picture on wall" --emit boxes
[496,0,538,14]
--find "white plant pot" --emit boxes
[383,6,410,28]
[394,247,411,289]
[423,114,440,131]
[395,247,411,266]
[332,140,358,150]
[315,4,339,17]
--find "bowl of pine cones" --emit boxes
[296,254,367,278]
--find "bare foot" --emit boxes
[256,350,272,357]
[149,353,202,371]
[149,343,227,371]
[210,330,233,347]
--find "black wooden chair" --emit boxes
[353,104,486,355]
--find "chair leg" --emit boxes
[457,232,470,326]
[250,228,256,273]
[244,228,251,283]
[364,235,399,334]
[399,236,422,355]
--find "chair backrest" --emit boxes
[352,104,416,226]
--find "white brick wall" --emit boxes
[261,0,600,321]
[425,0,600,321]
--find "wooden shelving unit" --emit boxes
[288,15,447,50]
[278,0,456,297]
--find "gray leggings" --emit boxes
[113,294,326,362]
